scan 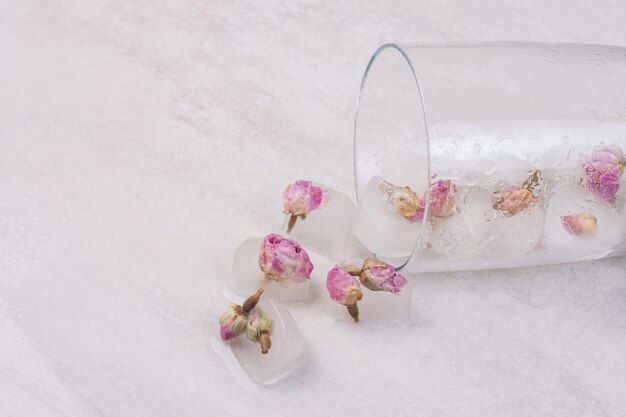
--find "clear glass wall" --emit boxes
[353,42,626,272]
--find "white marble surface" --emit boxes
[1,1,626,416]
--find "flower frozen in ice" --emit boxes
[493,187,534,216]
[326,265,363,322]
[246,308,274,354]
[258,234,313,284]
[561,213,597,237]
[582,149,624,203]
[427,179,457,218]
[359,258,408,294]
[283,180,328,233]
[380,180,425,222]
[494,170,541,216]
[218,288,264,341]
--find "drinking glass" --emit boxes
[353,42,626,272]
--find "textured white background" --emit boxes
[1,1,626,416]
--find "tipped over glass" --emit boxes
[353,42,626,272]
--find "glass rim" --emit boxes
[353,42,432,270]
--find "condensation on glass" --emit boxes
[353,42,626,272]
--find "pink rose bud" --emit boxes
[494,170,541,216]
[258,234,313,283]
[218,288,264,341]
[380,181,425,222]
[427,179,457,218]
[283,180,328,233]
[561,213,598,237]
[583,149,624,203]
[326,266,363,322]
[359,258,408,293]
[246,308,274,354]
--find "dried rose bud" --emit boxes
[427,179,457,218]
[246,308,274,354]
[493,187,535,215]
[380,181,425,222]
[219,304,248,341]
[258,234,313,283]
[494,170,541,216]
[218,288,264,342]
[283,180,328,233]
[359,258,408,293]
[561,213,597,237]
[219,288,263,341]
[326,266,363,322]
[583,149,624,203]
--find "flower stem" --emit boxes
[287,214,297,234]
[242,288,264,314]
[259,332,272,354]
[346,303,360,323]
[521,169,541,192]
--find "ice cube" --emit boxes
[351,176,424,261]
[543,181,623,261]
[226,237,310,302]
[277,184,361,259]
[428,186,496,256]
[429,183,544,258]
[343,235,376,260]
[489,203,544,256]
[213,296,306,386]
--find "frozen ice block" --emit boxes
[227,237,310,302]
[351,176,424,259]
[428,186,496,256]
[489,203,544,255]
[214,297,306,386]
[278,183,360,259]
[543,181,623,261]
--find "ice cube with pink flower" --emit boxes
[225,235,313,302]
[279,180,369,259]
